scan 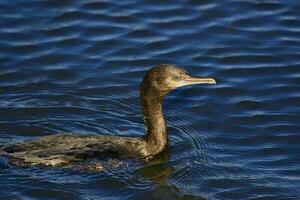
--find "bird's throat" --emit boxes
[140,90,167,156]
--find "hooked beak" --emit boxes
[178,75,216,87]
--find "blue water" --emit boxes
[0,0,300,199]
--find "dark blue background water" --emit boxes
[0,0,299,199]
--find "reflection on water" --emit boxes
[0,0,300,199]
[137,148,173,185]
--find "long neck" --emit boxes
[140,88,167,155]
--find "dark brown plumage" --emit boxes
[0,64,216,168]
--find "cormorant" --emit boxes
[0,64,216,168]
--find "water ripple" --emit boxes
[0,0,300,199]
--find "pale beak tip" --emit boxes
[209,79,216,85]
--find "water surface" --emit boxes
[0,0,300,199]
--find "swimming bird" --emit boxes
[0,64,216,168]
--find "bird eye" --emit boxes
[172,75,180,80]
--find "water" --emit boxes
[0,0,299,199]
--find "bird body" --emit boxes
[0,64,216,168]
[1,134,147,166]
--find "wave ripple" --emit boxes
[0,0,300,199]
